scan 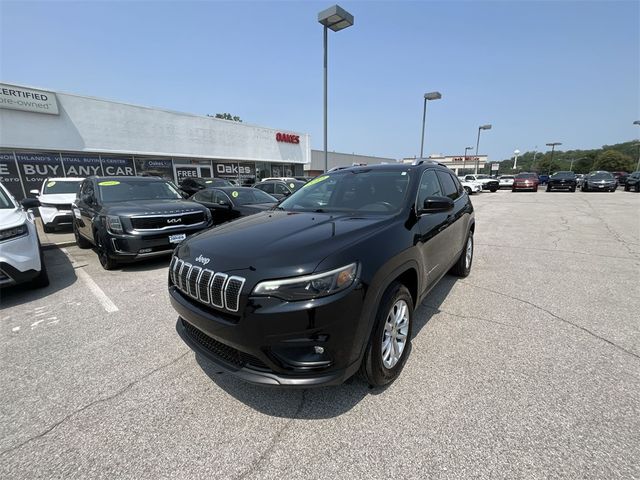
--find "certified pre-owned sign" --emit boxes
[0,83,59,115]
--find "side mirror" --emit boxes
[29,189,40,196]
[180,190,190,199]
[82,194,95,205]
[283,190,291,197]
[21,197,40,209]
[418,196,454,215]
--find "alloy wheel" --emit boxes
[381,299,409,369]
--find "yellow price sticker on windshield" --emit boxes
[304,175,328,188]
[98,181,120,186]
[46,181,56,188]
[231,191,239,198]
[205,180,213,184]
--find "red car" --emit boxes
[512,173,539,192]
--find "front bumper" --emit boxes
[105,224,210,263]
[548,182,576,190]
[40,206,73,227]
[0,223,42,287]
[170,283,366,387]
[586,182,616,190]
[513,182,538,190]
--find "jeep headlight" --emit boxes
[252,263,358,301]
[0,223,28,242]
[106,215,124,234]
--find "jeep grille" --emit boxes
[170,257,245,313]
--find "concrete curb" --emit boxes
[42,241,77,250]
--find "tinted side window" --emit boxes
[436,171,459,200]
[464,175,474,181]
[193,190,213,202]
[450,174,464,195]
[214,191,231,204]
[256,183,274,194]
[417,170,443,208]
[275,183,289,195]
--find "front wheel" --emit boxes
[96,232,117,270]
[73,222,92,249]
[533,187,538,192]
[546,186,551,192]
[624,185,630,192]
[360,282,414,388]
[450,231,473,277]
[29,249,50,288]
[464,186,471,195]
[42,223,54,234]
[490,188,497,192]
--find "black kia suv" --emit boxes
[169,162,475,387]
[73,176,212,269]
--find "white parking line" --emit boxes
[61,249,119,313]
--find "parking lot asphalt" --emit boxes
[1,189,639,479]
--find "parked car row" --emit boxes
[490,170,638,193]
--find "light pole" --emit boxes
[419,91,442,158]
[474,124,492,174]
[463,145,473,172]
[546,142,562,174]
[634,121,640,171]
[513,149,520,170]
[318,5,354,173]
[532,146,538,171]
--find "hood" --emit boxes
[236,203,276,214]
[176,210,393,279]
[39,193,77,205]
[102,199,208,216]
[0,207,27,228]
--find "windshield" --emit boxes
[98,179,183,203]
[589,172,614,180]
[43,180,81,195]
[0,187,15,209]
[279,169,411,214]
[516,173,537,178]
[476,175,490,179]
[551,172,575,178]
[230,189,276,205]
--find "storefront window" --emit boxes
[134,157,173,180]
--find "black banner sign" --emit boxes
[136,158,173,180]
[61,154,103,177]
[100,156,135,176]
[15,152,63,195]
[0,152,24,199]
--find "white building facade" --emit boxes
[0,82,310,199]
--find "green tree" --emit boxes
[592,150,634,172]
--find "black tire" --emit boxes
[511,188,516,193]
[73,222,92,249]
[29,249,49,288]
[490,188,497,193]
[533,187,538,192]
[546,186,551,192]
[610,188,616,193]
[624,184,630,192]
[450,230,473,278]
[582,185,588,192]
[570,187,576,192]
[42,223,54,234]
[464,186,471,195]
[96,231,117,270]
[360,282,414,388]
[636,183,640,193]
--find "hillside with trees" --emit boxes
[494,140,639,175]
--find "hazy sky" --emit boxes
[1,1,638,161]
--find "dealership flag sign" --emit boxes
[0,83,59,115]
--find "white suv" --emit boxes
[30,177,83,233]
[0,183,49,288]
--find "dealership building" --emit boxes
[0,82,312,200]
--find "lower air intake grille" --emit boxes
[182,320,268,370]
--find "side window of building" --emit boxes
[417,170,443,209]
[436,171,459,201]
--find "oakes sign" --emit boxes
[275,132,300,144]
[0,83,59,115]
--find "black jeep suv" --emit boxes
[73,176,212,269]
[169,163,475,387]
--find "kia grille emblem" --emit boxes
[167,218,182,224]
[195,255,211,266]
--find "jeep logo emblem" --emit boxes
[167,218,182,224]
[195,255,210,266]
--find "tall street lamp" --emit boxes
[513,149,520,170]
[318,4,354,173]
[463,145,473,172]
[474,124,492,174]
[419,91,442,158]
[546,142,562,174]
[634,121,640,171]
